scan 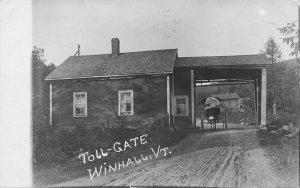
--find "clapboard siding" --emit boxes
[52,76,168,128]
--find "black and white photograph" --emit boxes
[0,0,299,187]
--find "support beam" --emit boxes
[195,82,253,87]
[172,73,175,124]
[260,69,267,127]
[254,79,258,124]
[167,76,171,125]
[258,76,262,126]
[50,83,53,126]
[191,70,195,126]
[195,78,254,83]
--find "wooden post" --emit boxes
[260,69,267,127]
[167,76,171,125]
[257,75,262,126]
[254,79,258,125]
[225,113,227,128]
[106,119,110,129]
[172,73,175,124]
[50,82,52,126]
[254,79,257,123]
[201,114,204,130]
[191,70,195,126]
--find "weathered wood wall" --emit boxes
[51,76,168,129]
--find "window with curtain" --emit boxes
[174,96,189,116]
[73,92,87,117]
[118,90,134,115]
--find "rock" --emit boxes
[282,125,289,131]
[288,122,295,129]
[276,128,289,135]
[287,134,293,138]
[271,130,277,134]
[290,128,300,137]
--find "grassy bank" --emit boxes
[257,129,299,188]
[33,127,187,187]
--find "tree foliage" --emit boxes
[260,37,282,115]
[260,37,300,118]
[32,46,56,128]
[278,21,299,57]
[268,61,300,114]
[261,36,282,64]
[260,37,300,117]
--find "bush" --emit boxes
[58,124,113,152]
[266,112,298,131]
[144,117,178,147]
[34,127,69,167]
[226,110,243,123]
[36,147,69,167]
[109,126,139,142]
[34,116,179,168]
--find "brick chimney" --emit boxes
[111,38,120,57]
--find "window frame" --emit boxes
[173,95,189,116]
[73,92,88,117]
[118,90,134,116]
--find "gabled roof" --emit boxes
[211,93,240,100]
[175,54,270,68]
[45,49,177,80]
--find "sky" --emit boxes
[33,0,299,66]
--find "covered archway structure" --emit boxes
[171,54,270,128]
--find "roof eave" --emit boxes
[45,72,173,81]
[175,64,271,69]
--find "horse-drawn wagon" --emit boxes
[204,97,227,130]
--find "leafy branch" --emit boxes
[278,21,299,57]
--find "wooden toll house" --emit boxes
[45,38,270,129]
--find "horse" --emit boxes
[204,105,228,130]
[204,107,220,130]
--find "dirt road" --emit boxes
[54,124,297,187]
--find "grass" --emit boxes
[256,129,299,188]
[33,129,187,187]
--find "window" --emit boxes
[174,96,189,116]
[73,92,87,117]
[118,90,134,116]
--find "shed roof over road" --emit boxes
[46,49,270,81]
[175,54,270,68]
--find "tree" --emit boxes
[278,20,299,57]
[261,37,283,116]
[32,46,57,168]
[277,17,300,115]
[261,36,282,64]
[32,46,56,128]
